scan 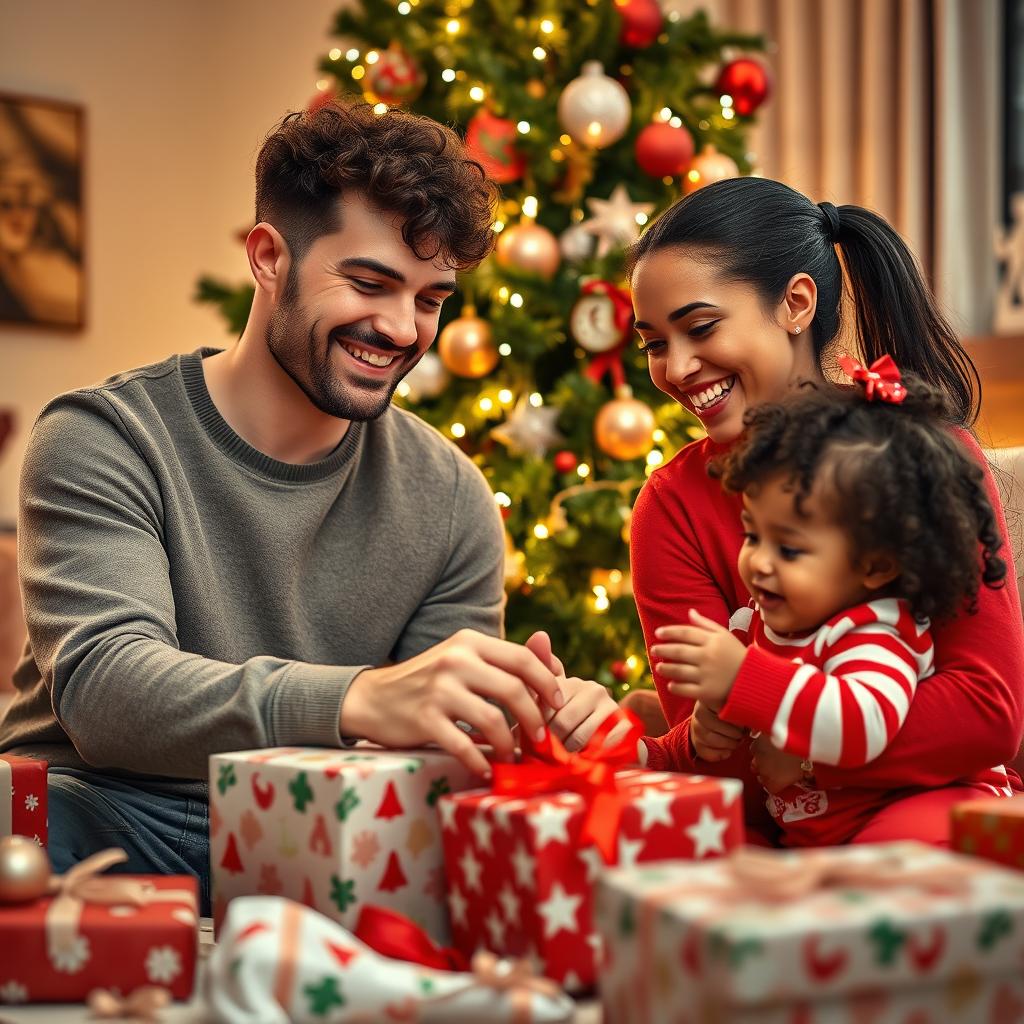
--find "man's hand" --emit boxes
[340,629,564,777]
[650,610,746,711]
[750,732,805,794]
[689,701,746,762]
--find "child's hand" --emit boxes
[750,733,805,794]
[690,701,746,762]
[651,610,746,711]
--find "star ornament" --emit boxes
[581,184,656,257]
[491,397,564,459]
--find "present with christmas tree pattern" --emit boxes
[594,841,1024,1022]
[209,745,479,942]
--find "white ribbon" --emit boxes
[0,756,12,838]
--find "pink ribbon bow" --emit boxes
[837,353,907,404]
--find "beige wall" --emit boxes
[0,0,344,524]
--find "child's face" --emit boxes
[737,472,875,635]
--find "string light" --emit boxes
[635,212,649,226]
[446,18,461,32]
[586,121,602,139]
[316,79,330,91]
[329,48,342,60]
[533,523,550,539]
[559,134,572,146]
[720,95,734,108]
[442,68,456,82]
[594,592,610,612]
[669,116,683,128]
[517,121,531,134]
[540,18,554,32]
[450,422,466,438]
[478,397,494,412]
[659,107,672,121]
[529,392,543,407]
[396,382,411,398]
[351,66,366,80]
[346,48,360,60]
[646,450,664,467]
[492,220,505,233]
[498,343,512,356]
[526,575,536,584]
[626,655,639,669]
[498,388,513,404]
[510,293,524,308]
[722,108,735,120]
[373,103,388,116]
[653,429,666,443]
[397,0,411,10]
[365,51,380,66]
[522,195,538,218]
[533,46,547,60]
[577,463,591,478]
[469,86,485,102]
[494,491,511,507]
[498,286,510,301]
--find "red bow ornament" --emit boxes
[837,353,907,404]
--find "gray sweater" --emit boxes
[0,349,505,798]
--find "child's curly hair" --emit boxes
[709,372,1007,622]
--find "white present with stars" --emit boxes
[209,746,479,942]
[438,770,744,993]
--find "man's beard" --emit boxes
[265,291,414,422]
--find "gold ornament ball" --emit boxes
[595,393,656,460]
[682,144,739,196]
[526,79,547,99]
[0,835,51,903]
[438,315,499,378]
[496,222,561,279]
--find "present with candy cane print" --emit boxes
[952,794,1024,872]
[595,841,1024,1022]
[209,746,479,943]
[0,754,47,847]
[438,766,743,994]
[0,849,197,1004]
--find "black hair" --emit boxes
[627,177,980,427]
[709,373,1006,623]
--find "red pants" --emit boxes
[745,784,993,848]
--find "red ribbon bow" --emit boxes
[490,709,644,864]
[837,353,907,404]
[354,904,469,972]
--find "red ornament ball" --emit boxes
[364,43,426,107]
[553,450,579,474]
[465,109,527,184]
[635,121,695,178]
[306,87,338,116]
[616,0,663,48]
[715,58,772,116]
[611,660,629,682]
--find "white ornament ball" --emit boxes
[559,224,597,264]
[557,61,631,149]
[401,351,449,401]
[0,835,51,903]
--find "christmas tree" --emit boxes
[196,1,768,698]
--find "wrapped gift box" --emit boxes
[209,746,479,942]
[952,794,1024,871]
[439,770,744,993]
[0,753,47,847]
[595,841,1024,1023]
[0,874,198,1003]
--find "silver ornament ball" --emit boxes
[402,351,449,401]
[0,835,51,903]
[559,224,597,264]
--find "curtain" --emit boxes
[661,0,1002,335]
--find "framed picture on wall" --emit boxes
[0,92,84,331]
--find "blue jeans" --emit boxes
[47,767,210,914]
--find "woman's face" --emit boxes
[631,246,818,444]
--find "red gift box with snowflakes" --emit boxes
[952,794,1024,872]
[0,874,198,1004]
[438,769,744,993]
[209,746,479,943]
[0,753,47,847]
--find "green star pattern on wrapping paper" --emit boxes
[217,764,237,796]
[419,976,437,995]
[426,777,450,806]
[304,976,345,1016]
[330,875,357,913]
[868,920,906,965]
[405,757,424,773]
[978,910,1014,950]
[708,931,762,968]
[289,771,315,812]
[335,787,360,821]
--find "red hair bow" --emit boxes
[837,353,907,404]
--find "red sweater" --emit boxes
[632,432,1024,820]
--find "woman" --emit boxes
[549,177,1024,845]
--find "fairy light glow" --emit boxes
[470,86,485,101]
[517,120,531,134]
[442,68,456,82]
[534,523,550,540]
[533,46,547,60]
[498,389,513,404]
[495,491,511,507]
[498,343,512,356]
[577,463,591,478]
[478,397,494,412]
[540,18,554,32]
[510,293,524,308]
[345,48,360,60]
[365,50,380,64]
[329,48,342,60]
[522,195,538,218]
[529,392,543,406]
[450,422,466,438]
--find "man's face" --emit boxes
[265,193,457,421]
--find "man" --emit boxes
[0,102,565,906]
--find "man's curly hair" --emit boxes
[254,100,498,271]
[709,374,1007,623]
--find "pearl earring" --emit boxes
[793,325,802,334]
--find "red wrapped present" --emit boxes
[0,849,198,1004]
[952,794,1024,871]
[438,715,744,992]
[0,753,47,847]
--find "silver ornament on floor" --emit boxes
[0,835,51,903]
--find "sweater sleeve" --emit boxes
[721,604,930,767]
[391,449,505,661]
[631,474,734,727]
[18,396,358,779]
[814,438,1023,789]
